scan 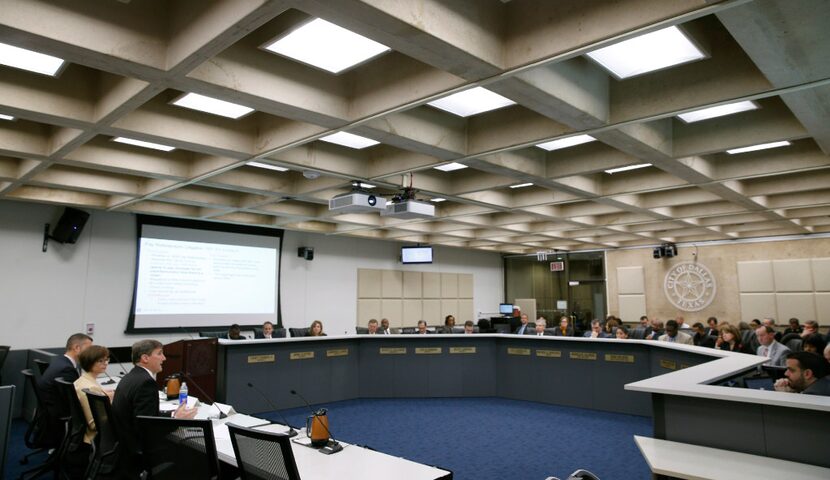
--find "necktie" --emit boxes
[762,346,768,357]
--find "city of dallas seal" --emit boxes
[663,261,717,312]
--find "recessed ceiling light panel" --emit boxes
[427,87,516,117]
[172,92,254,119]
[510,183,533,189]
[112,137,176,152]
[0,42,66,76]
[605,163,652,174]
[263,18,391,74]
[0,113,14,121]
[586,26,705,80]
[248,161,288,172]
[430,197,446,202]
[677,100,759,123]
[536,134,595,152]
[726,141,791,155]
[320,131,380,149]
[434,162,468,172]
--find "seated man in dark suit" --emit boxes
[112,339,197,479]
[364,319,380,335]
[415,320,431,334]
[379,318,391,334]
[36,332,93,446]
[774,351,830,396]
[437,315,456,333]
[514,314,532,335]
[583,320,611,339]
[553,316,574,336]
[255,321,275,339]
[227,323,244,340]
[533,318,553,336]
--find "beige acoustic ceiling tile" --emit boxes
[358,269,382,298]
[617,266,644,295]
[402,299,423,327]
[618,295,646,327]
[441,299,458,324]
[737,261,774,293]
[458,273,474,298]
[403,271,422,298]
[458,299,474,324]
[441,273,458,298]
[775,293,816,324]
[381,270,403,298]
[772,259,813,292]
[815,293,830,326]
[357,299,381,325]
[739,293,776,323]
[422,299,441,326]
[812,258,830,291]
[381,299,403,328]
[423,272,441,298]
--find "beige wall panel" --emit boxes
[737,261,774,293]
[358,269,382,298]
[739,294,776,323]
[815,293,830,326]
[423,272,441,298]
[357,299,381,324]
[381,299,403,328]
[458,299,474,323]
[402,299,423,326]
[618,295,646,326]
[441,273,458,298]
[422,299,441,325]
[514,298,536,321]
[403,271,423,298]
[775,293,816,324]
[617,266,645,294]
[772,259,813,292]
[458,274,474,298]
[813,258,830,291]
[441,299,458,322]
[382,270,403,298]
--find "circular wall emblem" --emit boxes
[663,262,717,312]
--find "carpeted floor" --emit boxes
[4,397,653,480]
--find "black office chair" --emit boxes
[546,469,602,480]
[198,331,225,339]
[228,424,301,480]
[779,332,801,346]
[0,345,10,385]
[785,338,803,352]
[83,389,120,480]
[33,359,50,376]
[18,369,57,478]
[288,328,309,338]
[136,416,220,480]
[55,377,90,479]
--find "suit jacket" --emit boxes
[803,376,830,396]
[582,331,612,339]
[514,323,532,335]
[254,332,274,339]
[658,332,694,345]
[756,341,790,367]
[553,327,574,337]
[111,366,161,479]
[36,355,80,446]
[531,331,554,336]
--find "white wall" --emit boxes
[0,200,504,348]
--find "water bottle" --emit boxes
[178,382,188,405]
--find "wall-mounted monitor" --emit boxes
[499,303,514,315]
[401,246,433,264]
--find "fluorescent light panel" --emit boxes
[726,141,791,155]
[359,182,375,189]
[605,163,652,174]
[434,162,468,172]
[427,87,516,117]
[536,134,595,151]
[320,131,379,149]
[248,161,288,172]
[172,93,254,119]
[0,113,14,121]
[677,101,759,123]
[586,26,705,79]
[112,137,175,152]
[264,18,390,74]
[430,198,446,202]
[510,183,533,189]
[0,42,65,76]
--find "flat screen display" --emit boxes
[401,246,433,264]
[499,303,514,315]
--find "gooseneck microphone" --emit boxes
[100,369,117,385]
[247,383,298,437]
[290,389,343,454]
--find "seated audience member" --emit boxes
[762,318,783,342]
[705,317,719,337]
[112,340,197,479]
[438,315,456,334]
[36,333,93,446]
[553,316,573,336]
[639,315,650,328]
[749,319,762,328]
[583,320,611,339]
[691,323,708,346]
[774,352,830,396]
[380,318,391,334]
[615,326,630,340]
[784,318,803,336]
[802,333,827,355]
[675,315,691,329]
[72,345,114,475]
[463,320,475,334]
[755,325,790,367]
[659,320,694,345]
[645,319,665,340]
[366,319,379,335]
[308,320,326,336]
[227,324,244,340]
[715,324,751,353]
[800,320,819,339]
[824,344,830,364]
[534,318,552,336]
[256,321,275,339]
[603,317,620,336]
[514,313,532,335]
[416,320,430,334]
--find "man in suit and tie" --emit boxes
[36,333,93,446]
[255,321,275,339]
[366,319,379,334]
[756,325,791,367]
[380,318,391,334]
[112,339,196,479]
[416,320,430,334]
[514,314,532,335]
[533,318,553,336]
[658,320,694,345]
[583,320,611,338]
[553,316,574,337]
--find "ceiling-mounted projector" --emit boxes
[382,199,435,219]
[328,182,387,213]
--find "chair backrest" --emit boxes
[54,378,87,455]
[199,331,225,339]
[33,358,50,376]
[630,327,646,340]
[274,328,287,338]
[136,416,220,480]
[288,328,309,338]
[0,345,10,384]
[785,338,803,352]
[0,385,15,477]
[779,332,801,345]
[83,389,120,476]
[21,369,50,449]
[355,326,369,334]
[228,424,300,480]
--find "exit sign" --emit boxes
[550,261,564,271]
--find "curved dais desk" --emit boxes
[216,334,829,468]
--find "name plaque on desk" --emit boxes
[680,363,690,370]
[290,351,314,360]
[415,347,442,355]
[536,349,562,358]
[326,348,349,357]
[379,347,407,355]
[605,354,635,363]
[507,347,531,356]
[569,352,597,361]
[660,359,677,370]
[450,347,476,354]
[247,354,275,364]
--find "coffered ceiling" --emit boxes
[1,0,829,253]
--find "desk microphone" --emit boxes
[100,369,117,385]
[247,383,297,437]
[179,372,226,418]
[290,389,342,454]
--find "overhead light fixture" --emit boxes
[433,162,468,172]
[510,183,533,189]
[112,137,176,152]
[427,87,516,117]
[585,26,705,80]
[677,100,759,123]
[0,42,66,76]
[263,18,390,74]
[171,92,254,119]
[605,163,652,174]
[320,131,380,149]
[359,182,375,189]
[536,134,595,151]
[430,198,446,202]
[0,113,14,121]
[726,141,791,155]
[248,161,288,172]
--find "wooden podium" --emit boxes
[158,338,218,401]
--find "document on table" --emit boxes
[222,413,271,428]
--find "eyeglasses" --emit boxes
[96,358,110,364]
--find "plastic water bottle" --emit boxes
[178,382,188,405]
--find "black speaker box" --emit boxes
[51,207,90,244]
[298,247,314,261]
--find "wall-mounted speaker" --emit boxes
[653,246,664,259]
[51,207,90,244]
[298,247,314,261]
